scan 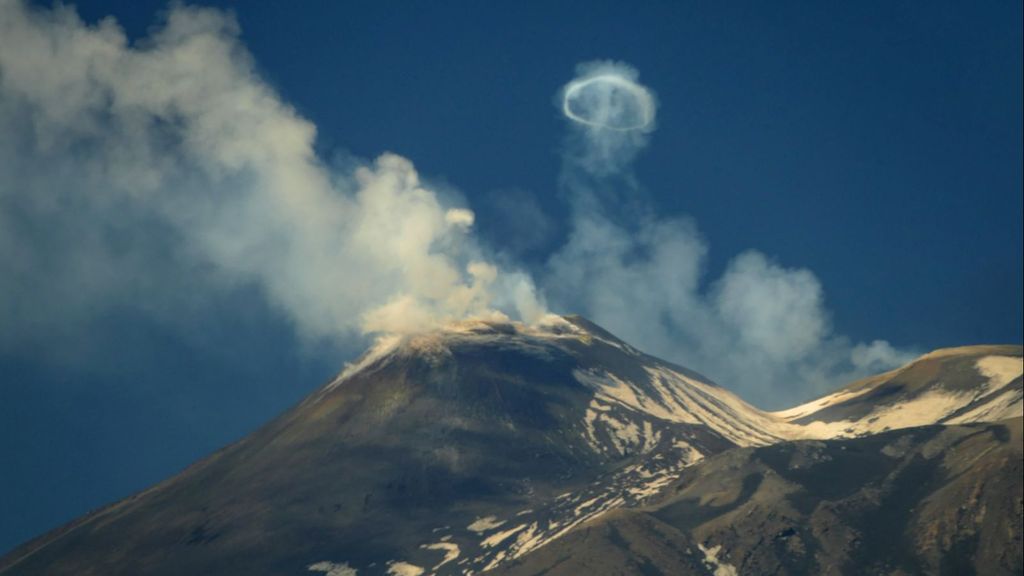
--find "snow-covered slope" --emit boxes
[775,345,1023,438]
[324,314,798,449]
[334,319,1022,450]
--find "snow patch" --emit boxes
[976,355,1023,391]
[625,471,676,499]
[385,561,424,576]
[575,363,804,451]
[777,354,1022,438]
[641,421,660,452]
[481,524,528,548]
[420,542,460,570]
[511,522,542,554]
[772,385,875,421]
[945,387,1023,424]
[308,561,358,576]
[321,335,403,394]
[467,516,505,533]
[698,543,738,576]
[672,439,705,464]
[797,389,971,438]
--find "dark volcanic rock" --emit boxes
[0,317,751,575]
[1,318,1020,576]
[494,418,1024,576]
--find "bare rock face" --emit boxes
[1,316,1020,576]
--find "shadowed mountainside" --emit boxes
[1,316,1020,575]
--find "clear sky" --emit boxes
[0,0,1020,554]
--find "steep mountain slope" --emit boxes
[0,317,1019,575]
[775,346,1022,438]
[494,418,1023,576]
[0,316,788,576]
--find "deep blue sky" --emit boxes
[1,0,1021,554]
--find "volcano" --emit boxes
[1,316,1020,575]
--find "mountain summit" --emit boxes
[1,316,1020,575]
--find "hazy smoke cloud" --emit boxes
[546,61,916,407]
[0,1,916,407]
[0,1,543,360]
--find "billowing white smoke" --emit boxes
[545,61,915,407]
[0,1,544,360]
[0,2,914,407]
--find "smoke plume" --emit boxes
[0,2,916,407]
[0,1,544,363]
[544,61,916,407]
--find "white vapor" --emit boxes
[0,0,544,361]
[558,61,658,182]
[0,1,914,408]
[546,61,916,407]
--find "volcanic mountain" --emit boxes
[1,316,1020,575]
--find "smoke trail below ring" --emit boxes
[545,61,916,408]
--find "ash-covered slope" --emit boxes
[494,418,1023,576]
[0,315,788,576]
[775,345,1022,438]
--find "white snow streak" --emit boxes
[467,516,506,533]
[307,561,358,576]
[698,543,738,576]
[385,561,424,576]
[420,542,460,570]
